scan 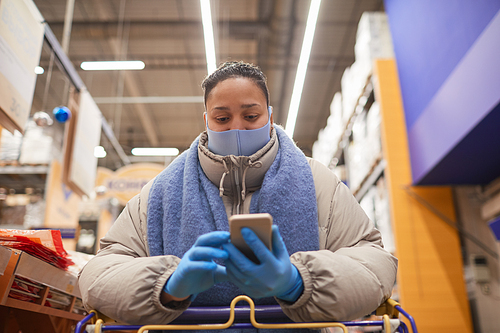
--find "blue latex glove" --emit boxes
[163,231,230,299]
[223,226,304,302]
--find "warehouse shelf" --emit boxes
[330,76,375,166]
[0,164,49,194]
[354,157,386,202]
[325,71,380,199]
[0,245,85,330]
[0,164,49,175]
[313,58,396,254]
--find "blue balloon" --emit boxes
[53,106,71,123]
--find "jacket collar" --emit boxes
[198,127,279,196]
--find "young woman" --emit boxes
[79,62,397,330]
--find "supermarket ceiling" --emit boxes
[31,0,384,169]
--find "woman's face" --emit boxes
[205,77,272,132]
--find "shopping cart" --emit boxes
[76,295,417,333]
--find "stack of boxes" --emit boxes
[313,12,393,188]
[0,129,23,163]
[354,12,394,82]
[19,120,54,165]
[341,12,393,130]
[0,120,54,165]
[312,92,343,168]
[347,101,382,190]
[359,177,395,254]
[312,11,395,253]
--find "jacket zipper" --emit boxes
[234,166,242,214]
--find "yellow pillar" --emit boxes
[373,59,473,332]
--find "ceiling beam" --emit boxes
[105,35,160,147]
[265,0,297,125]
[94,96,204,104]
[48,20,269,40]
[47,19,355,41]
[121,72,159,147]
[256,0,275,73]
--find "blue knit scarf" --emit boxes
[147,127,319,309]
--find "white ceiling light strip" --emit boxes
[80,61,145,71]
[284,0,322,138]
[200,0,217,74]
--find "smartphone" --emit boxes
[229,213,273,263]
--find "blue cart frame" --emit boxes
[76,295,417,333]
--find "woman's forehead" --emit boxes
[207,77,267,103]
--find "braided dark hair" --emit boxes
[201,61,270,107]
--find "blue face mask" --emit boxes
[206,106,272,156]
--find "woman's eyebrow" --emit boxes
[241,103,259,109]
[211,104,260,111]
[212,106,230,111]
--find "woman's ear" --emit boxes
[204,112,208,131]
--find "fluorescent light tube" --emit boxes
[131,147,180,156]
[94,146,107,158]
[80,61,145,71]
[284,0,322,138]
[34,66,44,74]
[200,0,217,74]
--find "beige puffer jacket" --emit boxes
[78,130,397,325]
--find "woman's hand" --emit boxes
[223,226,303,302]
[163,231,230,301]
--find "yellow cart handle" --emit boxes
[137,295,348,332]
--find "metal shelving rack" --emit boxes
[0,164,49,194]
[328,74,386,203]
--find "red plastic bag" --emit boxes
[0,229,74,270]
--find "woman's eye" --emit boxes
[245,115,258,120]
[216,117,229,122]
